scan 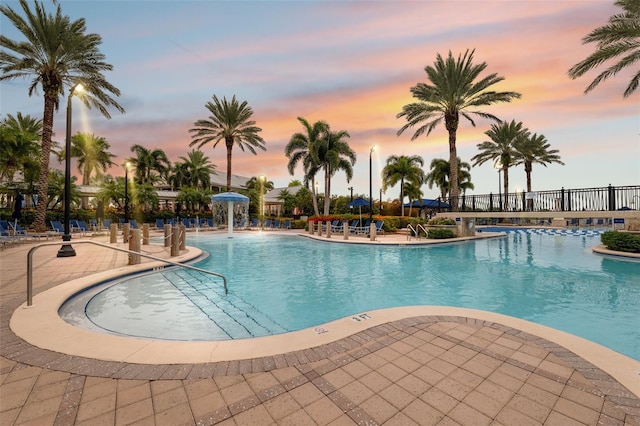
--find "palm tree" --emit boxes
[514,133,564,194]
[381,155,425,216]
[471,120,529,210]
[568,0,640,98]
[397,49,521,211]
[0,0,125,231]
[424,157,473,201]
[245,175,274,216]
[178,149,215,189]
[168,162,190,190]
[128,144,171,185]
[0,113,41,183]
[402,181,423,217]
[312,127,356,215]
[65,132,115,208]
[134,183,158,213]
[285,117,327,216]
[424,158,450,200]
[189,95,266,192]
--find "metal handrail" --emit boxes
[406,224,417,240]
[416,224,428,237]
[26,240,228,306]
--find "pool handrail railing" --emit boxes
[26,240,228,306]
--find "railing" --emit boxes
[406,224,428,240]
[447,185,640,213]
[26,240,228,306]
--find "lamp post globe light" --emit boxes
[369,145,376,221]
[57,84,83,258]
[494,159,503,212]
[124,162,130,223]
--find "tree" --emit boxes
[312,127,356,215]
[189,95,266,192]
[0,113,42,184]
[65,132,115,208]
[133,183,158,213]
[128,144,170,185]
[424,158,450,200]
[381,155,425,216]
[513,133,564,193]
[471,120,529,209]
[178,149,215,189]
[285,117,327,216]
[0,0,125,231]
[568,0,640,98]
[397,49,521,211]
[245,175,273,216]
[403,181,423,217]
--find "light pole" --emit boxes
[259,175,265,219]
[348,186,353,201]
[494,159,502,212]
[124,162,130,223]
[369,145,376,221]
[57,83,83,258]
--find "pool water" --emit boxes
[61,229,640,360]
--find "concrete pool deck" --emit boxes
[1,230,639,425]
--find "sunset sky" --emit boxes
[2,0,638,201]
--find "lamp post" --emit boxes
[259,175,265,219]
[348,186,353,201]
[494,159,502,212]
[124,162,130,223]
[57,83,83,258]
[369,145,376,221]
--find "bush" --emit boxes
[601,231,640,253]
[428,217,456,226]
[428,228,456,239]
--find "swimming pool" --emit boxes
[60,229,640,360]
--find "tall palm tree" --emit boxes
[397,49,521,211]
[568,0,640,98]
[285,117,327,216]
[178,149,215,189]
[168,162,190,190]
[312,127,356,215]
[0,113,41,183]
[189,95,266,192]
[0,0,125,231]
[471,120,529,209]
[128,144,171,185]
[513,133,564,193]
[381,155,425,216]
[65,132,115,208]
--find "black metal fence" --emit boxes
[450,185,640,213]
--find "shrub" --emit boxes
[428,228,456,239]
[428,217,456,226]
[601,231,640,253]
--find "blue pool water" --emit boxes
[61,229,640,360]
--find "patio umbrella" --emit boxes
[349,197,369,226]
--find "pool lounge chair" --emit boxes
[50,220,64,234]
[283,219,291,229]
[352,220,371,235]
[250,218,259,229]
[102,219,112,230]
[128,219,139,229]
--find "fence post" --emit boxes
[489,193,494,211]
[129,229,141,265]
[171,225,180,257]
[326,221,331,238]
[560,187,565,211]
[110,223,117,243]
[343,221,349,240]
[122,223,130,243]
[164,224,171,247]
[142,223,149,245]
[179,224,186,250]
[566,189,572,211]
[369,222,376,241]
[608,184,616,211]
[308,221,314,234]
[317,221,322,236]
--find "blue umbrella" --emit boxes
[349,197,369,225]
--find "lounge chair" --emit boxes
[250,218,259,229]
[207,218,214,228]
[364,220,384,237]
[155,218,165,230]
[283,219,291,229]
[264,219,272,229]
[70,220,87,235]
[331,220,344,233]
[352,220,371,235]
[102,219,112,230]
[50,220,64,234]
[77,220,91,233]
[272,219,281,229]
[129,219,139,229]
[0,224,20,248]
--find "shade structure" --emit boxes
[349,197,370,225]
[211,192,250,237]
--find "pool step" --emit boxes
[162,269,287,339]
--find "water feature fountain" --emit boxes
[210,192,250,237]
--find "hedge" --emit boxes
[427,228,456,239]
[600,231,640,253]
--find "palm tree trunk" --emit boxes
[33,95,56,232]
[503,167,509,211]
[311,176,319,216]
[400,177,405,216]
[447,128,459,212]
[323,168,330,215]
[225,138,233,192]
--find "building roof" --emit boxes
[264,185,303,203]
